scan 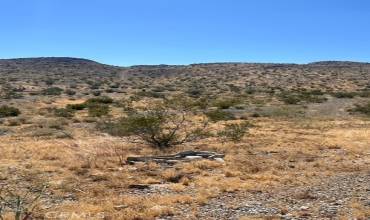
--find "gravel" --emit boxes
[174,172,370,219]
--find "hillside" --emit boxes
[0,57,121,77]
[1,57,370,93]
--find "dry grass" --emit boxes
[1,110,369,219]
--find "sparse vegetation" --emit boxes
[205,109,235,122]
[0,58,369,219]
[332,91,356,98]
[0,105,20,118]
[350,102,370,116]
[87,103,110,117]
[54,108,74,118]
[217,121,251,142]
[41,87,63,96]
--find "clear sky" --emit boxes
[1,0,369,66]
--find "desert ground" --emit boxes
[0,58,369,219]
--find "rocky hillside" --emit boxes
[1,57,370,92]
[0,57,121,77]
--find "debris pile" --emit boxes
[127,150,225,165]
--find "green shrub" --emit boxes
[1,91,23,99]
[213,98,242,109]
[350,102,370,116]
[279,94,301,105]
[88,104,109,117]
[0,105,20,118]
[65,89,76,96]
[54,108,74,118]
[332,92,356,98]
[205,109,235,122]
[86,96,114,104]
[41,87,63,96]
[92,90,101,96]
[109,83,120,88]
[136,90,165,98]
[100,105,209,148]
[186,87,204,98]
[217,121,252,142]
[44,78,55,85]
[66,103,87,111]
[279,91,327,104]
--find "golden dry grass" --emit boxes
[1,106,369,219]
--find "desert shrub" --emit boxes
[86,96,114,104]
[41,87,63,96]
[152,86,166,92]
[65,89,76,96]
[279,93,301,104]
[245,86,257,94]
[105,88,115,93]
[350,102,370,116]
[279,91,327,104]
[217,121,252,142]
[163,95,200,111]
[54,108,74,118]
[92,90,101,96]
[45,119,68,130]
[332,91,356,98]
[44,78,55,85]
[101,105,209,148]
[68,97,113,118]
[66,103,87,111]
[29,91,40,96]
[186,87,203,98]
[109,83,120,88]
[88,103,109,117]
[303,89,324,96]
[1,90,23,99]
[0,105,20,118]
[213,98,242,109]
[136,90,165,98]
[250,112,261,117]
[6,118,22,126]
[358,90,370,98]
[205,109,235,122]
[227,84,241,93]
[192,97,211,110]
[89,83,101,90]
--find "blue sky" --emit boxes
[1,0,369,66]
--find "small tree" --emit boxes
[103,104,209,149]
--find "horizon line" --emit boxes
[1,56,370,67]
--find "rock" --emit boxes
[214,158,225,163]
[300,206,309,211]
